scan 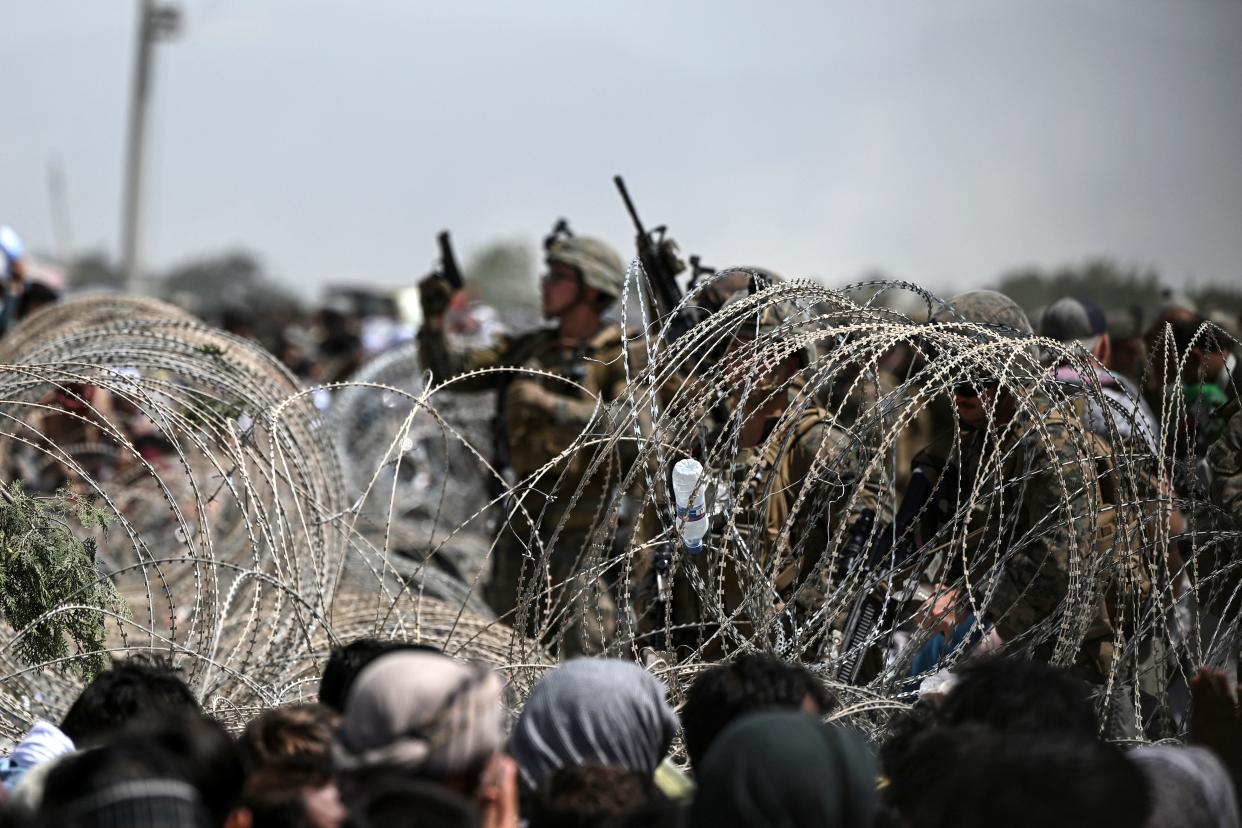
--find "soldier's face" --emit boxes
[953,382,997,428]
[542,263,582,318]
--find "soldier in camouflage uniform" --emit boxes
[418,232,636,655]
[1208,406,1242,516]
[907,291,1139,724]
[640,286,889,659]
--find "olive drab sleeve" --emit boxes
[987,418,1099,644]
[416,325,517,392]
[1208,408,1242,516]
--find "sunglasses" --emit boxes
[953,381,998,399]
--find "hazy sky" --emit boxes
[3,0,1241,296]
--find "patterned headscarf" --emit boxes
[332,650,505,780]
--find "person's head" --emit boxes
[682,652,833,770]
[541,236,625,320]
[527,764,662,828]
[39,712,244,828]
[16,281,58,320]
[38,740,214,827]
[236,758,346,828]
[1105,307,1147,380]
[341,771,481,828]
[134,712,247,827]
[1040,296,1111,366]
[317,638,439,713]
[0,225,24,281]
[937,656,1098,738]
[221,306,256,338]
[238,703,340,773]
[886,724,1149,828]
[690,712,878,828]
[1130,745,1239,828]
[1145,307,1202,387]
[720,292,807,391]
[508,658,679,792]
[1174,316,1230,383]
[332,650,507,812]
[931,290,1034,429]
[59,655,201,748]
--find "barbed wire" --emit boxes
[0,275,1236,746]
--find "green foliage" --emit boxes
[0,483,124,680]
[993,258,1166,318]
[1188,285,1242,323]
[158,250,303,334]
[466,241,540,325]
[68,252,123,290]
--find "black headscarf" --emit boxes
[690,712,878,828]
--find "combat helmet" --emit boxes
[715,274,822,371]
[931,289,1033,336]
[545,236,626,302]
[928,289,1041,381]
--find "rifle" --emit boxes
[544,218,573,250]
[649,541,675,651]
[436,230,464,291]
[833,467,936,683]
[613,175,698,339]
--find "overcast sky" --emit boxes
[3,0,1240,296]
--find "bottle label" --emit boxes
[676,503,706,522]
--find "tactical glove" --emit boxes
[418,273,455,319]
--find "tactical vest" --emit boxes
[503,324,631,529]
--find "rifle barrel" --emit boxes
[613,175,648,238]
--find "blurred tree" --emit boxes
[993,258,1166,318]
[465,241,540,326]
[157,250,302,348]
[68,252,123,290]
[1188,285,1242,323]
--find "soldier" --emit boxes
[1039,296,1159,453]
[641,284,889,660]
[1208,405,1242,516]
[906,290,1146,728]
[417,230,634,655]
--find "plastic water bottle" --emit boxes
[671,458,708,552]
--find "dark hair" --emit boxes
[240,758,336,828]
[886,725,1149,828]
[237,703,340,773]
[39,713,242,828]
[220,306,255,335]
[16,282,58,320]
[38,740,212,828]
[317,638,439,713]
[345,769,481,828]
[130,712,246,827]
[59,655,201,747]
[937,656,1098,738]
[602,798,685,828]
[527,764,662,828]
[681,652,834,769]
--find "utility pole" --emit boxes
[46,154,75,262]
[119,0,180,294]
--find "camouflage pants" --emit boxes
[485,524,617,658]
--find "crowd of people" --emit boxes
[2,212,1242,826]
[2,646,1241,827]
